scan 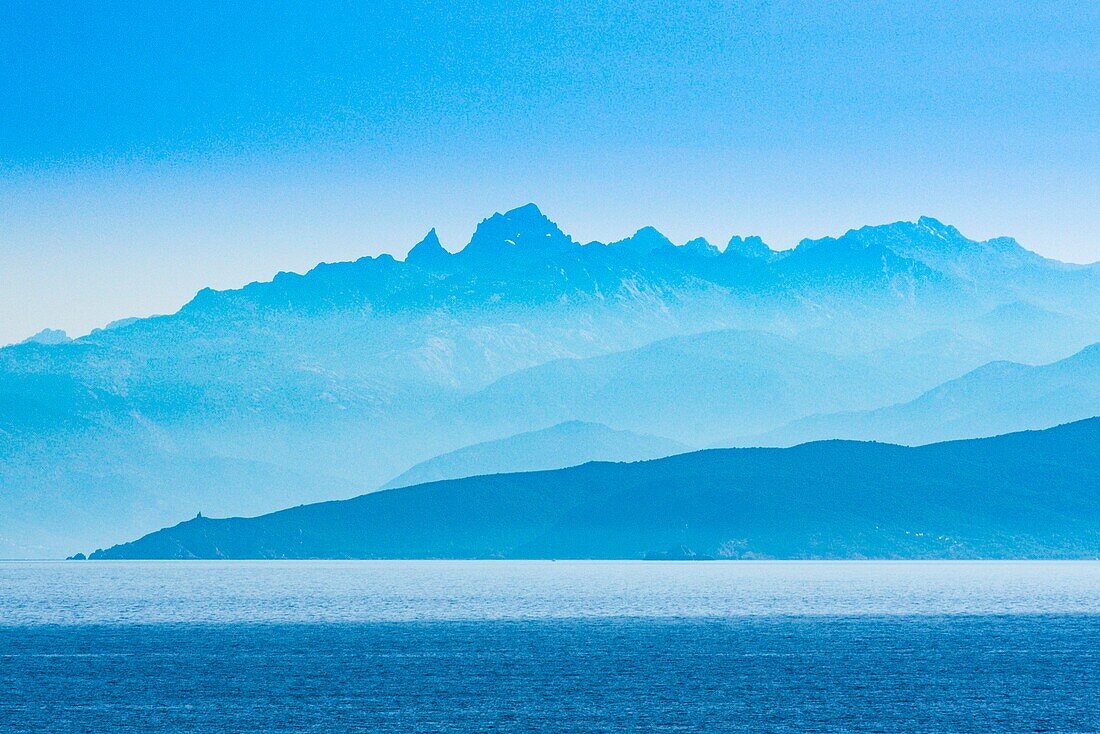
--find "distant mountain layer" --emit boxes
[759,343,1100,446]
[382,421,689,489]
[5,204,1100,557]
[447,328,995,447]
[89,418,1100,560]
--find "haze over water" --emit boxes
[5,560,1100,624]
[3,561,1099,732]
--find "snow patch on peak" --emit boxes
[463,203,573,254]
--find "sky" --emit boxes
[1,1,1097,344]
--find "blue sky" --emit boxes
[1,1,1097,343]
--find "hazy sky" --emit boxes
[1,1,1097,344]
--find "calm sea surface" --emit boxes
[2,561,1099,732]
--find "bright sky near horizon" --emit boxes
[1,1,1098,344]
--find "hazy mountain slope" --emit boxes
[3,204,1099,557]
[758,343,1100,446]
[957,301,1100,364]
[447,329,991,446]
[0,419,360,558]
[89,419,1100,560]
[792,217,1100,319]
[382,421,690,489]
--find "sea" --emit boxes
[2,560,1099,733]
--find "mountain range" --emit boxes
[758,343,1100,446]
[86,419,1100,560]
[381,421,689,490]
[3,204,1099,557]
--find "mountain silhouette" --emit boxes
[2,204,1099,556]
[87,419,1100,560]
[758,342,1100,446]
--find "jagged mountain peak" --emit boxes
[915,215,960,236]
[789,217,1056,272]
[609,226,675,255]
[406,228,449,264]
[4,204,1099,558]
[463,203,573,255]
[506,202,545,218]
[155,208,1088,329]
[683,237,720,257]
[796,218,963,250]
[724,235,774,260]
[868,218,1055,272]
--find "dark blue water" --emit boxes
[3,562,1099,732]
